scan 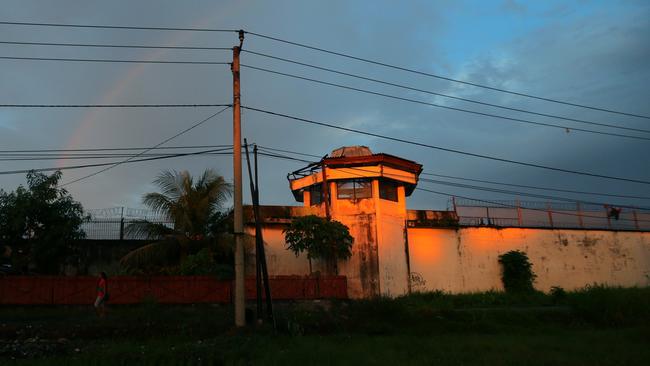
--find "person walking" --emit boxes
[94,272,109,318]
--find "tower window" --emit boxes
[379,179,399,202]
[309,184,322,206]
[337,179,372,200]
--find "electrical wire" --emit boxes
[417,177,649,211]
[257,145,650,200]
[243,50,650,135]
[242,106,650,185]
[0,40,231,51]
[242,64,650,141]
[252,149,650,223]
[420,172,650,200]
[245,31,650,120]
[0,104,230,108]
[248,148,650,218]
[0,56,229,65]
[0,148,231,175]
[0,147,235,161]
[0,21,238,32]
[0,145,231,153]
[415,187,650,225]
[60,106,230,186]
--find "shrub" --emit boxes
[178,248,233,279]
[284,215,353,274]
[498,250,536,293]
[550,286,567,303]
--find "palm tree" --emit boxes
[120,169,233,272]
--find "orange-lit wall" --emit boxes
[244,225,311,276]
[374,183,409,297]
[408,227,650,292]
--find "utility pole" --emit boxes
[233,30,245,327]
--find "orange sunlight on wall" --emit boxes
[461,228,530,252]
[408,229,444,265]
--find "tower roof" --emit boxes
[329,146,373,158]
[288,147,423,201]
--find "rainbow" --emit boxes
[59,8,234,170]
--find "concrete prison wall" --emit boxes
[407,227,650,293]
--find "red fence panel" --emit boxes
[149,276,230,304]
[0,275,346,305]
[318,276,348,299]
[244,276,348,300]
[109,276,150,305]
[53,277,96,305]
[0,276,54,305]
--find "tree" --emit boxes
[283,215,353,274]
[120,169,233,274]
[0,171,86,274]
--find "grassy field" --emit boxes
[2,286,649,365]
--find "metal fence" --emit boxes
[453,199,650,231]
[81,218,174,240]
[81,207,173,240]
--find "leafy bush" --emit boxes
[550,286,567,304]
[178,248,233,279]
[498,250,536,293]
[284,215,353,274]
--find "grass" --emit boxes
[2,286,649,365]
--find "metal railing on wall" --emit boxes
[453,199,650,231]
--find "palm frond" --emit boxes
[119,236,181,270]
[124,220,176,240]
[152,170,184,202]
[142,193,174,219]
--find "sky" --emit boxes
[1,0,649,213]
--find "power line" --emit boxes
[415,187,650,225]
[242,106,650,185]
[0,104,231,108]
[0,55,229,65]
[0,149,230,175]
[245,31,650,120]
[0,144,231,153]
[256,145,323,159]
[421,172,650,200]
[250,148,650,215]
[242,64,650,142]
[256,151,313,164]
[256,145,650,200]
[243,49,650,135]
[0,40,231,51]
[297,158,650,210]
[61,106,230,186]
[0,21,238,33]
[0,147,235,161]
[0,149,311,174]
[417,177,649,211]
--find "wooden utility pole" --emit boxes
[232,31,245,327]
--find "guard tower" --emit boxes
[288,146,422,298]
